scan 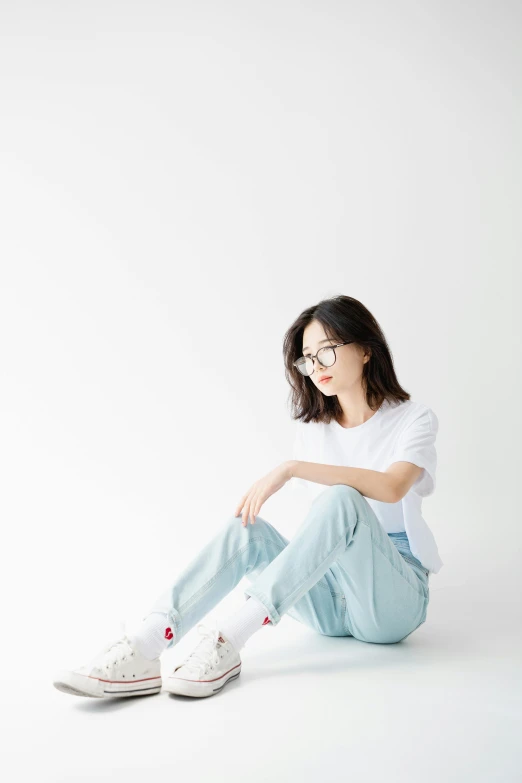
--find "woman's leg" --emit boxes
[244,483,429,644]
[54,484,430,699]
[145,510,348,649]
[147,482,429,651]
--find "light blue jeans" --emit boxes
[148,484,430,647]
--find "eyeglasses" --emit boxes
[293,341,354,376]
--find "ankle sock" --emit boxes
[219,595,272,653]
[129,612,174,660]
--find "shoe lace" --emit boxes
[180,620,224,676]
[94,619,136,672]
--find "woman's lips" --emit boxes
[319,376,332,384]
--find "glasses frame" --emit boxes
[293,341,355,376]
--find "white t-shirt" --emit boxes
[291,398,443,574]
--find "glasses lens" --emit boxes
[295,357,314,376]
[317,347,335,367]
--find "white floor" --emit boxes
[5,583,521,783]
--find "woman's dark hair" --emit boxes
[283,295,410,423]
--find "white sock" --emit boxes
[129,612,174,660]
[219,595,271,653]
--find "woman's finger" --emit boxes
[236,482,258,517]
[242,496,253,526]
[252,494,265,520]
[235,490,250,517]
[250,492,264,524]
[247,494,258,525]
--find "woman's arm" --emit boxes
[287,460,424,504]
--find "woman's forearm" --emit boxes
[287,460,399,504]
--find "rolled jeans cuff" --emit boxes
[243,586,280,626]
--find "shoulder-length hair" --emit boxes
[283,294,410,423]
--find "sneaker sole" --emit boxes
[165,665,241,698]
[53,671,162,698]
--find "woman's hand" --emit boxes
[234,461,294,526]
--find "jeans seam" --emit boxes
[327,488,427,597]
[399,552,430,578]
[358,517,427,599]
[251,536,344,598]
[318,583,344,598]
[342,594,352,636]
[276,533,348,616]
[178,536,285,615]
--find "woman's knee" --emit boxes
[315,484,363,505]
[222,514,278,543]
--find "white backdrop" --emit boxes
[0,2,520,781]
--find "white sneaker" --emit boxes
[164,622,241,698]
[53,629,163,699]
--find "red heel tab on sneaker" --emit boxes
[165,627,174,640]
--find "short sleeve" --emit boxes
[392,407,439,497]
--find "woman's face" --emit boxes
[301,320,369,395]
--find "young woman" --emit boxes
[53,294,442,700]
